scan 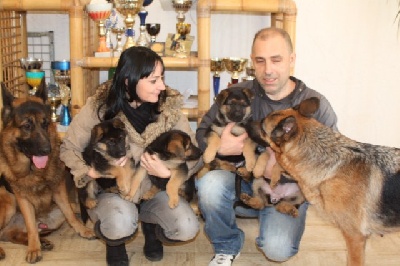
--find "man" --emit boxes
[196,27,338,265]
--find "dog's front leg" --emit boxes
[52,180,95,239]
[14,195,42,263]
[124,166,147,201]
[166,168,185,209]
[243,138,257,171]
[203,132,221,163]
[252,150,270,178]
[341,230,366,266]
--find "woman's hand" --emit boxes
[87,156,128,179]
[218,122,248,156]
[141,152,171,179]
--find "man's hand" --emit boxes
[217,122,248,156]
[141,152,171,179]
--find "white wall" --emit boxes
[27,0,400,147]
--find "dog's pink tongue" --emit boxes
[32,156,49,169]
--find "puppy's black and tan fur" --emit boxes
[202,87,257,175]
[133,130,201,209]
[0,82,94,263]
[80,118,136,216]
[260,97,400,266]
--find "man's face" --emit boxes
[251,35,295,99]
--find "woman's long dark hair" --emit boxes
[98,46,166,121]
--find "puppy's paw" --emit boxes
[168,196,179,209]
[203,151,216,164]
[236,167,251,182]
[85,198,97,209]
[240,193,265,210]
[79,227,96,239]
[275,202,299,218]
[123,194,135,202]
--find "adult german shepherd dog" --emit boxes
[259,97,400,266]
[0,82,95,263]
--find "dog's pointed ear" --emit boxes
[242,88,255,103]
[1,82,15,127]
[34,77,48,103]
[294,97,320,117]
[112,118,125,129]
[215,89,230,106]
[90,124,104,145]
[271,116,298,146]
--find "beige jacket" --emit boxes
[60,81,203,204]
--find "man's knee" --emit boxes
[257,236,298,262]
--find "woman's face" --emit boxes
[136,61,166,103]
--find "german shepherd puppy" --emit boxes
[202,87,257,174]
[80,118,136,212]
[0,82,95,263]
[259,97,400,266]
[131,130,202,209]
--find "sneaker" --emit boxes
[209,253,240,266]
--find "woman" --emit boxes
[60,46,202,266]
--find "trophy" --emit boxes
[86,2,113,52]
[112,27,126,54]
[146,23,160,42]
[210,58,225,99]
[223,57,248,85]
[113,0,144,50]
[20,57,44,96]
[172,0,192,23]
[242,66,255,81]
[174,22,191,58]
[136,0,153,47]
[51,61,71,125]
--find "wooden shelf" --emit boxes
[78,55,200,69]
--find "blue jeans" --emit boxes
[196,170,308,262]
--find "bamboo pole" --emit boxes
[0,0,76,11]
[69,2,84,117]
[197,0,212,122]
[78,56,200,69]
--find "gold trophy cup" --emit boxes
[113,0,144,50]
[174,22,191,58]
[172,0,192,23]
[223,57,248,85]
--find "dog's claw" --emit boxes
[40,239,54,251]
[25,249,42,264]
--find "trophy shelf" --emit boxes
[78,54,200,69]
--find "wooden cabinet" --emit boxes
[0,0,297,122]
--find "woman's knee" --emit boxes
[165,215,200,241]
[95,195,138,240]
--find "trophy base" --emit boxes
[94,51,113,58]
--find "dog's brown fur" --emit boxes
[0,82,95,263]
[260,97,400,266]
[202,87,257,174]
[81,118,137,208]
[132,130,201,209]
